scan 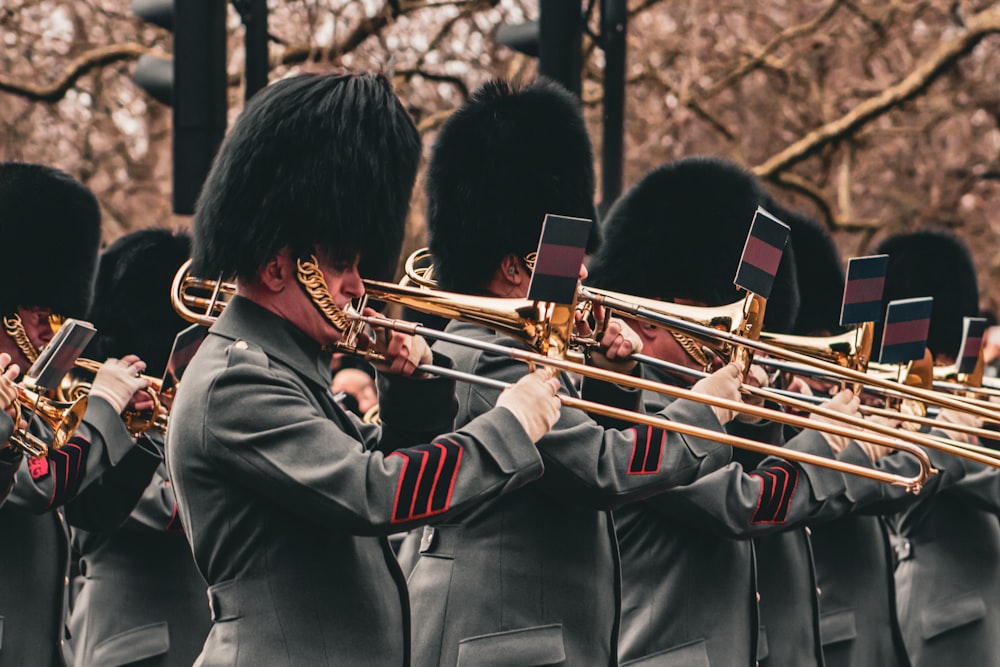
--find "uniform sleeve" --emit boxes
[63,434,163,532]
[5,396,137,513]
[633,428,868,538]
[461,350,732,511]
[0,448,22,507]
[202,359,544,536]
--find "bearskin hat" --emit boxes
[85,229,191,377]
[766,200,845,336]
[426,78,599,293]
[192,72,420,283]
[0,162,101,317]
[587,156,800,333]
[874,230,979,360]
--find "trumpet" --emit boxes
[7,385,88,458]
[171,261,937,492]
[60,360,167,436]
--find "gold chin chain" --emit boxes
[3,314,39,363]
[669,329,712,372]
[296,256,350,333]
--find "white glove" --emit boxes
[371,328,433,377]
[690,362,744,425]
[809,390,861,455]
[0,352,20,420]
[935,407,983,445]
[88,356,149,415]
[497,369,562,443]
[735,364,769,424]
[587,317,643,373]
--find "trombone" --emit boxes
[172,261,935,493]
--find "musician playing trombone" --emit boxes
[587,156,893,667]
[165,72,565,667]
[405,79,750,667]
[0,162,165,667]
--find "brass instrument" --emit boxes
[171,262,937,492]
[7,386,88,458]
[60,359,166,436]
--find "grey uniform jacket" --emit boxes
[165,296,544,667]
[615,379,878,667]
[67,455,212,667]
[407,321,732,667]
[0,399,157,667]
[0,420,20,505]
[889,451,1000,666]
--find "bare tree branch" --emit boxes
[754,6,1000,178]
[0,43,160,102]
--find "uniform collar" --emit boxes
[209,295,334,389]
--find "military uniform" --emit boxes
[614,373,878,667]
[67,457,211,667]
[167,296,545,666]
[407,321,732,667]
[0,400,159,667]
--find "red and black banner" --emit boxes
[388,439,463,523]
[733,207,790,299]
[840,254,888,326]
[749,460,799,524]
[878,297,933,364]
[527,214,592,304]
[957,316,988,375]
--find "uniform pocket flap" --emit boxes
[820,609,857,645]
[457,623,565,666]
[620,638,710,667]
[92,621,170,667]
[920,592,987,640]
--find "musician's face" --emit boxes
[270,250,364,347]
[18,306,56,350]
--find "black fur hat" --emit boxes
[874,230,979,360]
[192,72,420,283]
[426,78,600,293]
[766,201,845,335]
[86,229,191,377]
[587,156,800,333]
[0,162,101,317]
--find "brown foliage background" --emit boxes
[3,0,1000,311]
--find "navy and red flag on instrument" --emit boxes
[840,254,889,326]
[957,316,988,375]
[25,319,96,391]
[878,297,933,364]
[733,206,790,299]
[527,214,592,304]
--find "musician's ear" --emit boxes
[259,251,291,293]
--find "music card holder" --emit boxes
[878,297,933,365]
[24,319,96,392]
[733,206,790,300]
[159,323,209,411]
[526,214,592,305]
[840,254,889,327]
[957,316,988,376]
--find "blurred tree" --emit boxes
[2,0,1000,311]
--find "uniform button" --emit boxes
[756,591,761,602]
[64,576,69,586]
[816,587,822,597]
[234,340,249,350]
[805,526,812,536]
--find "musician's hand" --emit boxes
[735,364,769,424]
[89,355,149,415]
[0,352,20,421]
[497,369,562,442]
[126,387,156,414]
[587,317,642,373]
[691,362,743,425]
[853,414,899,461]
[372,331,433,377]
[810,389,861,455]
[935,407,982,445]
[785,376,815,397]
